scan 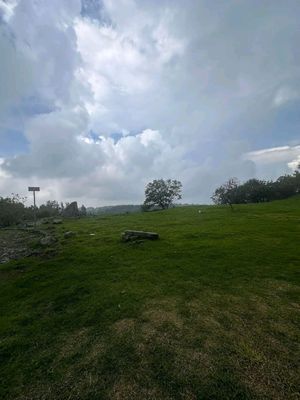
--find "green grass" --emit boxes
[0,197,300,399]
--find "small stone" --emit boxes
[64,231,76,239]
[53,219,63,224]
[40,236,56,246]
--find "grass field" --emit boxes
[1,197,300,399]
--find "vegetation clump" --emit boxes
[212,166,300,206]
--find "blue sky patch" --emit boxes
[0,130,29,156]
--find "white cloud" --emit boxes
[0,0,82,119]
[288,156,300,170]
[74,7,186,135]
[246,145,300,165]
[1,0,300,205]
[244,145,300,179]
[273,86,299,107]
[0,0,17,22]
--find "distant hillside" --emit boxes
[86,203,195,215]
[86,204,141,215]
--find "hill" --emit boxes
[1,197,300,399]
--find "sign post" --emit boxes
[28,187,40,228]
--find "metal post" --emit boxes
[33,190,36,228]
[28,187,40,228]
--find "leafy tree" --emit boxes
[238,179,272,203]
[293,163,300,192]
[211,178,239,209]
[143,179,182,210]
[273,174,298,199]
[38,200,60,218]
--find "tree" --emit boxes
[273,175,297,199]
[143,179,182,210]
[79,205,87,216]
[0,194,27,227]
[211,178,239,209]
[293,163,300,193]
[38,200,60,218]
[238,179,271,203]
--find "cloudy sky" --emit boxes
[0,0,300,206]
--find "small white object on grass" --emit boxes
[89,233,96,236]
[198,210,202,213]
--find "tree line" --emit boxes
[0,179,182,227]
[0,197,87,227]
[212,165,300,208]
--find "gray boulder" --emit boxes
[53,218,63,224]
[62,202,79,217]
[121,230,159,242]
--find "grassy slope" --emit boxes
[0,198,299,400]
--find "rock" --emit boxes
[53,218,63,224]
[121,230,159,242]
[62,202,79,217]
[40,236,56,246]
[64,231,76,239]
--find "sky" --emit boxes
[0,0,300,206]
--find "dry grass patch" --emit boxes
[173,346,214,380]
[57,327,90,360]
[112,318,136,336]
[81,340,106,366]
[142,298,183,329]
[110,379,169,400]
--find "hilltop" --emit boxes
[1,197,300,399]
